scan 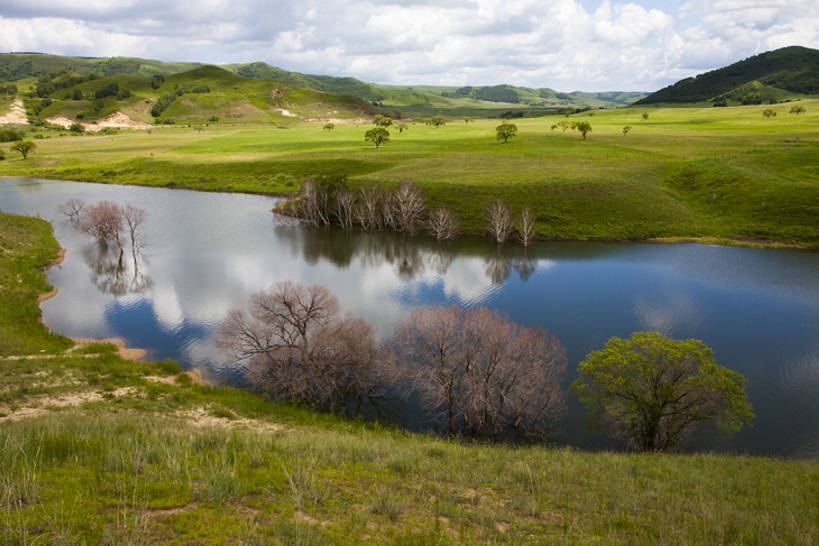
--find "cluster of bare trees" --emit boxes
[486,199,537,246]
[297,178,449,238]
[293,177,538,246]
[215,281,384,414]
[59,199,147,256]
[216,281,566,440]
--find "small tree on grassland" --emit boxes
[365,127,390,149]
[572,121,591,139]
[642,112,650,120]
[11,140,35,159]
[496,122,517,143]
[762,109,776,118]
[622,126,632,135]
[323,123,335,131]
[426,115,446,127]
[570,331,754,452]
[390,305,567,440]
[789,104,806,114]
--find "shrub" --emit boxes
[69,122,85,133]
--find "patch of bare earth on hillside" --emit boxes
[45,111,152,131]
[0,387,137,422]
[0,98,28,125]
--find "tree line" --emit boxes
[216,280,754,451]
[288,176,540,246]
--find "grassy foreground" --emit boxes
[1,212,818,543]
[2,99,818,246]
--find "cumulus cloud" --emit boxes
[0,0,816,91]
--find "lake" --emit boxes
[2,177,817,458]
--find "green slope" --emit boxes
[0,52,202,81]
[637,46,819,105]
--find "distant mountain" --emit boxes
[636,46,819,105]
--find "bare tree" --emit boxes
[391,180,426,235]
[123,204,147,251]
[518,207,536,247]
[391,305,566,440]
[215,281,382,413]
[336,190,356,229]
[428,205,460,241]
[381,187,398,231]
[78,200,125,251]
[356,184,383,230]
[57,198,85,221]
[486,199,513,244]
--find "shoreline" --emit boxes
[3,175,816,251]
[35,244,209,384]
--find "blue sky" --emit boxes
[1,1,816,91]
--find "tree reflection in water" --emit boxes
[81,242,152,296]
[280,225,538,284]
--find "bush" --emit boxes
[69,122,84,133]
[94,82,119,99]
[0,128,24,142]
[151,93,177,117]
[0,149,5,161]
[116,89,132,100]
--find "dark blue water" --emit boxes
[2,177,818,458]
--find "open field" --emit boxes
[1,211,817,543]
[1,99,818,245]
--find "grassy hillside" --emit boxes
[0,52,201,81]
[0,212,817,544]
[2,100,817,246]
[12,65,375,125]
[637,46,819,105]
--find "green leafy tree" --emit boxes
[364,127,390,149]
[11,140,36,159]
[397,122,408,133]
[323,123,335,131]
[495,122,517,143]
[789,104,806,114]
[622,126,632,135]
[641,112,650,120]
[426,115,446,127]
[463,116,472,123]
[570,332,754,452]
[762,109,777,118]
[572,121,592,139]
[374,114,393,127]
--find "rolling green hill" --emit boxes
[636,46,819,105]
[1,53,647,116]
[11,64,375,125]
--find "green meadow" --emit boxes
[1,99,818,245]
[1,211,817,544]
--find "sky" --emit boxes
[0,0,817,92]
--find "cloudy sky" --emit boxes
[1,1,816,91]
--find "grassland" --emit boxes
[2,99,817,246]
[1,211,818,543]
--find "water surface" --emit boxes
[2,178,817,458]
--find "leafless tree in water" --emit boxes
[78,200,125,251]
[428,205,460,241]
[57,198,85,221]
[215,281,383,413]
[356,184,383,230]
[391,180,426,235]
[518,207,536,247]
[390,305,566,440]
[335,190,356,229]
[486,198,514,244]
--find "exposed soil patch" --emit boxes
[45,111,152,132]
[0,98,29,125]
[176,406,282,432]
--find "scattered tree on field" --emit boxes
[762,109,776,118]
[789,104,806,114]
[11,140,35,159]
[428,206,460,241]
[496,122,517,143]
[556,120,571,132]
[463,116,472,123]
[426,115,447,127]
[390,305,567,439]
[570,331,754,452]
[518,207,536,247]
[622,126,632,135]
[397,122,408,133]
[391,180,426,235]
[641,112,650,120]
[486,198,514,244]
[323,123,335,131]
[215,281,382,413]
[57,198,85,221]
[365,127,390,149]
[572,121,592,139]
[374,114,393,127]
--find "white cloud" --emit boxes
[0,0,816,91]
